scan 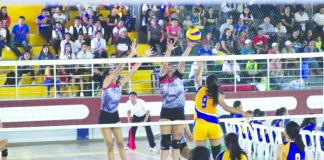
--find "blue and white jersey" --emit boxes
[159,70,185,109]
[101,83,122,113]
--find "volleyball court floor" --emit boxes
[8,138,195,160]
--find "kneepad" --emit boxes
[160,134,171,150]
[171,140,181,149]
[1,148,8,157]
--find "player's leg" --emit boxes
[171,124,184,160]
[160,119,172,160]
[101,128,115,160]
[112,127,127,160]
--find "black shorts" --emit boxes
[98,110,120,124]
[160,107,185,121]
[180,142,188,152]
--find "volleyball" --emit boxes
[186,27,201,41]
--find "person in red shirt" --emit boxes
[166,19,182,56]
[253,28,268,54]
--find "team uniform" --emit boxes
[251,120,270,143]
[159,70,185,121]
[216,150,248,160]
[98,83,122,124]
[301,122,316,146]
[179,135,188,151]
[193,86,222,140]
[282,141,306,160]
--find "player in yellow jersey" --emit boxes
[193,61,251,159]
[216,133,248,160]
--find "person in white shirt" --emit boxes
[52,21,67,57]
[91,31,107,58]
[259,16,276,36]
[219,16,234,37]
[126,91,156,151]
[53,7,67,25]
[60,33,75,56]
[69,16,87,40]
[294,7,309,31]
[112,20,127,43]
[73,33,85,54]
[0,20,7,60]
[76,42,93,60]
[88,20,105,39]
[313,7,324,26]
[222,60,241,84]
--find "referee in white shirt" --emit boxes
[126,92,156,151]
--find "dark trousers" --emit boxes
[93,51,108,58]
[39,27,52,43]
[53,39,61,56]
[10,40,31,58]
[128,115,156,148]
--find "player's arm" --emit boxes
[276,144,284,160]
[218,94,252,117]
[159,41,176,77]
[127,110,131,123]
[178,42,195,74]
[194,61,203,90]
[184,124,193,141]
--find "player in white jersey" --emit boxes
[99,43,154,160]
[159,41,195,160]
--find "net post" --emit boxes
[234,60,237,92]
[91,64,94,97]
[15,65,18,99]
[53,64,57,98]
[267,58,270,91]
[128,62,131,93]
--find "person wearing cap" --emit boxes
[88,20,105,39]
[282,40,298,76]
[115,28,132,58]
[219,15,234,38]
[91,30,107,58]
[240,39,255,67]
[268,42,280,54]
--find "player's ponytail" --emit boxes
[206,74,219,105]
[225,133,246,160]
[286,121,305,151]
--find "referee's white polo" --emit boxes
[126,99,149,117]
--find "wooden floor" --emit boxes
[6,139,194,160]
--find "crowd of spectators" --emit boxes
[0,3,324,96]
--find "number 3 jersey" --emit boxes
[159,70,185,109]
[101,83,122,113]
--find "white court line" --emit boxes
[132,150,160,160]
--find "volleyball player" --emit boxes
[0,119,8,160]
[159,41,195,160]
[194,61,251,159]
[276,121,306,160]
[179,124,193,159]
[216,133,248,160]
[99,43,154,160]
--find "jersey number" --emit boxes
[202,95,208,109]
[295,153,300,160]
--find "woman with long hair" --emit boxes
[216,133,247,160]
[99,43,154,160]
[159,41,194,160]
[0,6,11,44]
[276,121,305,160]
[194,61,251,159]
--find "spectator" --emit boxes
[0,20,7,60]
[69,16,87,41]
[259,16,275,37]
[53,7,67,26]
[212,42,226,67]
[112,20,127,43]
[91,31,107,58]
[315,36,323,51]
[303,40,323,75]
[269,45,284,89]
[17,51,35,86]
[44,66,61,97]
[274,21,287,44]
[301,117,317,146]
[106,8,120,43]
[303,29,315,45]
[166,19,182,56]
[282,40,298,76]
[219,15,234,37]
[83,7,97,26]
[236,30,247,51]
[231,101,243,118]
[220,28,234,55]
[97,14,108,40]
[0,6,11,45]
[60,33,74,56]
[203,7,219,41]
[59,42,75,60]
[52,21,66,57]
[115,28,131,58]
[76,42,92,59]
[240,39,255,55]
[183,15,193,33]
[147,18,164,55]
[281,6,295,34]
[312,7,324,35]
[252,28,268,54]
[37,44,55,76]
[289,28,304,53]
[10,16,31,58]
[36,8,53,44]
[294,7,309,32]
[189,146,210,160]
[222,60,240,84]
[88,19,105,39]
[240,6,254,28]
[268,42,280,54]
[198,32,214,56]
[190,6,203,29]
[73,33,85,55]
[242,58,262,83]
[76,42,93,97]
[234,18,248,37]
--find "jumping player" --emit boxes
[194,61,251,159]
